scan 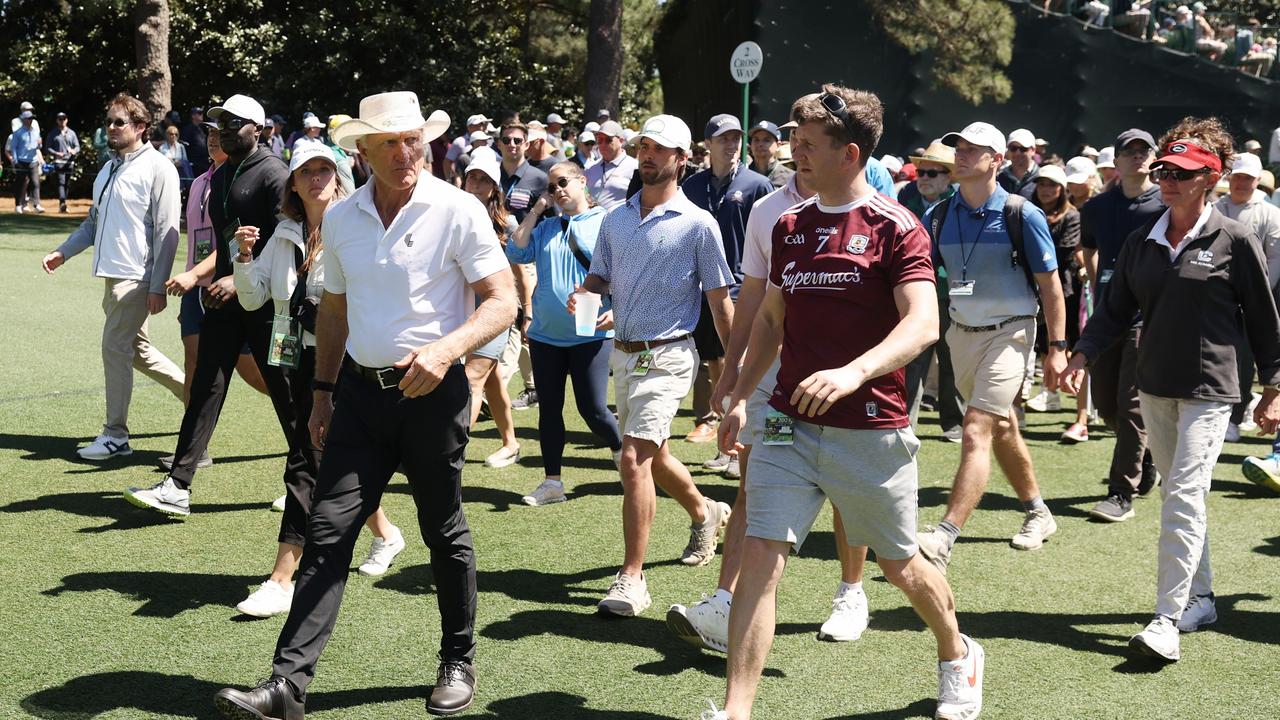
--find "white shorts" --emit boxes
[610,338,698,445]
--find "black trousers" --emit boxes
[273,361,476,695]
[278,346,318,547]
[905,295,964,432]
[168,300,316,522]
[1091,325,1150,499]
[528,337,622,476]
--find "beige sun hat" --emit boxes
[330,91,450,152]
[908,141,956,169]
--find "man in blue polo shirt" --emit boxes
[917,121,1069,574]
[497,122,549,224]
[680,114,773,460]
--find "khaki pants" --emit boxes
[101,278,184,437]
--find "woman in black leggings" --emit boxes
[507,161,623,505]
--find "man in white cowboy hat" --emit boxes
[214,91,516,720]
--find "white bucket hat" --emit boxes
[330,91,450,152]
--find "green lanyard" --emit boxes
[221,158,248,219]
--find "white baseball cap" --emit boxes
[208,94,266,126]
[470,146,499,165]
[527,125,548,142]
[466,155,501,186]
[1231,152,1263,178]
[636,114,692,153]
[880,154,904,175]
[19,101,33,111]
[288,142,337,173]
[302,115,324,130]
[941,121,1007,155]
[1064,156,1098,184]
[1034,164,1068,188]
[546,113,566,125]
[577,131,596,144]
[1095,146,1116,169]
[1007,128,1036,149]
[584,121,601,134]
[466,114,492,127]
[469,130,491,145]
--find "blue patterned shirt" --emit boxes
[590,190,734,342]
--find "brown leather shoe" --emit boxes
[427,660,475,716]
[684,421,719,443]
[214,676,305,720]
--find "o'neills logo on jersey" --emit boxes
[779,260,861,293]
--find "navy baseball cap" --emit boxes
[1115,128,1156,151]
[749,120,781,141]
[705,114,743,139]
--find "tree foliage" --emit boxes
[867,0,1016,105]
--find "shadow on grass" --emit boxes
[1212,477,1277,500]
[822,698,935,719]
[470,691,675,718]
[1254,535,1280,557]
[868,604,1147,658]
[43,570,263,617]
[19,670,426,719]
[0,491,263,533]
[917,486,1097,520]
[0,431,173,464]
[376,559,684,608]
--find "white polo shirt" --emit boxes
[740,173,810,279]
[322,172,509,367]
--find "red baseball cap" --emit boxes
[1151,139,1222,173]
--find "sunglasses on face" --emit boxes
[499,136,524,146]
[218,117,252,131]
[552,176,577,188]
[1008,146,1030,153]
[1151,167,1209,182]
[105,117,131,128]
[917,169,950,178]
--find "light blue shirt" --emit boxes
[10,124,39,164]
[506,205,614,346]
[865,156,895,197]
[927,185,1057,327]
[590,189,734,342]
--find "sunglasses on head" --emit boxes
[817,91,851,131]
[218,116,252,131]
[500,136,524,145]
[1007,145,1030,153]
[1151,167,1210,182]
[917,169,950,178]
[105,117,131,128]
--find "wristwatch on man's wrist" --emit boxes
[1048,340,1069,350]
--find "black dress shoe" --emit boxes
[214,676,305,720]
[158,451,213,472]
[427,660,475,716]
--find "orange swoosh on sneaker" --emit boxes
[967,654,981,687]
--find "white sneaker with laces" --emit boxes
[818,588,869,642]
[270,494,286,512]
[700,699,728,720]
[598,572,651,616]
[78,434,133,460]
[667,591,730,652]
[1026,389,1061,412]
[522,478,566,506]
[124,477,190,518]
[942,427,963,444]
[1176,594,1217,632]
[484,445,521,468]
[357,530,406,576]
[935,634,984,720]
[1225,423,1242,443]
[1129,615,1180,661]
[702,453,731,471]
[680,499,730,566]
[1010,507,1056,550]
[235,580,293,618]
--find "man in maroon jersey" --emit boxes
[706,85,983,720]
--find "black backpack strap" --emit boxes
[927,197,952,270]
[1002,194,1037,294]
[561,217,592,272]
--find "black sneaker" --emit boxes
[511,389,538,411]
[427,659,475,716]
[214,676,305,720]
[157,451,213,472]
[1088,494,1134,522]
[1137,453,1159,496]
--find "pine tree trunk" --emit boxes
[133,0,171,123]
[585,0,623,121]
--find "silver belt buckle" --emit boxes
[374,367,399,390]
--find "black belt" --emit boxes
[613,334,690,354]
[344,357,407,390]
[951,315,1035,333]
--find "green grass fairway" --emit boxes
[3,212,1280,719]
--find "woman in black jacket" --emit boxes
[1062,117,1280,663]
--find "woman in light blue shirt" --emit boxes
[507,161,622,506]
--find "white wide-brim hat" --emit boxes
[330,91,450,152]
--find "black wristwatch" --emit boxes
[1048,340,1069,350]
[312,379,336,393]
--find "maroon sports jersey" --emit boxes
[767,193,935,429]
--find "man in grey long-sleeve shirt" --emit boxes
[40,92,185,461]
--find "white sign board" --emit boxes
[730,41,763,84]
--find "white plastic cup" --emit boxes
[573,291,602,336]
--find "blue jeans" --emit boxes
[528,337,621,476]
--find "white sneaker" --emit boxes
[702,453,731,471]
[700,699,728,720]
[78,434,133,460]
[723,455,740,479]
[522,478,566,506]
[235,580,293,618]
[936,634,984,720]
[1176,594,1217,632]
[1010,507,1056,550]
[917,526,953,575]
[1129,615,1180,661]
[1015,406,1027,431]
[818,587,869,642]
[680,499,730,566]
[124,477,190,518]
[942,427,962,444]
[357,530,406,576]
[484,445,520,468]
[667,592,730,652]
[1241,393,1262,433]
[1225,423,1242,443]
[1242,454,1280,493]
[270,494,286,512]
[1026,389,1061,412]
[598,572,651,617]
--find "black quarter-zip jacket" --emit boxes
[209,146,290,282]
[1075,207,1280,404]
